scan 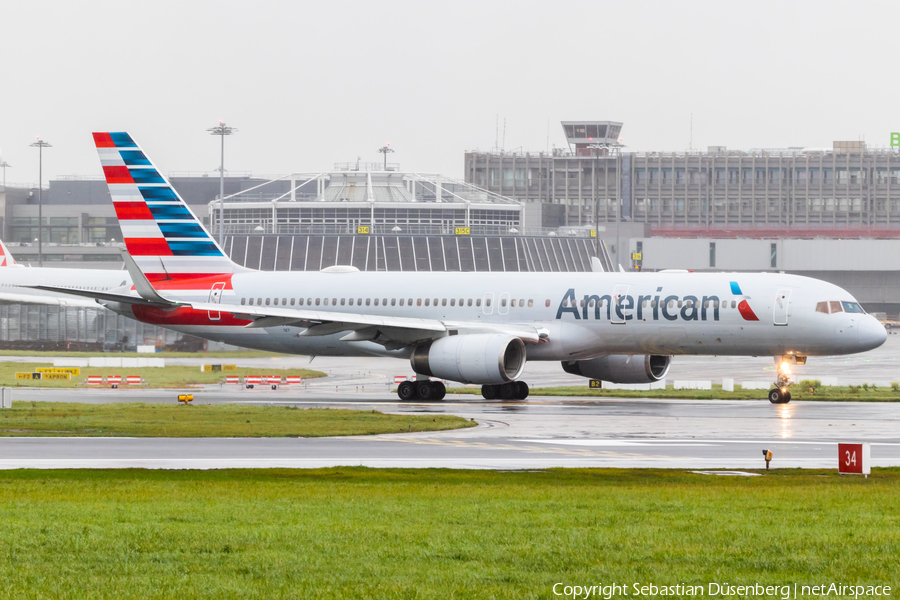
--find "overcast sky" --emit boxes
[1,0,897,184]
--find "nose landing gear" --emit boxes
[768,357,793,404]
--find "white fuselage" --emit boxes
[0,267,131,308]
[113,270,886,361]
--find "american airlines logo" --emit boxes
[555,282,758,322]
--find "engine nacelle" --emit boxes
[561,355,671,384]
[411,334,526,385]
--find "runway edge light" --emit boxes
[762,449,773,470]
[838,442,870,477]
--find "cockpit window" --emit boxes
[841,301,865,314]
[815,301,829,314]
[829,301,843,314]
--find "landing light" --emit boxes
[779,361,791,375]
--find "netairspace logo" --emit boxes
[551,582,892,600]
[891,132,899,147]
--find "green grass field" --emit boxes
[450,383,900,401]
[0,402,474,437]
[3,362,325,388]
[0,468,894,598]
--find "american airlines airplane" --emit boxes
[29,132,887,404]
[0,238,130,308]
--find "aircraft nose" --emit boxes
[858,316,887,350]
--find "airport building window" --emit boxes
[709,242,716,268]
[771,243,777,268]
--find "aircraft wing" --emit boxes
[0,291,102,309]
[21,284,547,347]
[188,301,547,345]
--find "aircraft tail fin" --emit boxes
[92,131,248,281]
[0,237,19,268]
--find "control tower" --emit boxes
[561,121,623,156]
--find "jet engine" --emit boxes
[411,334,526,385]
[561,354,671,384]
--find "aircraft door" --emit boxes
[498,292,510,315]
[774,289,791,326]
[611,284,629,324]
[208,282,226,321]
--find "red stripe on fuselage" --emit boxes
[92,132,115,148]
[113,202,154,220]
[103,165,133,184]
[149,274,234,290]
[141,272,234,283]
[131,305,251,327]
[125,238,172,256]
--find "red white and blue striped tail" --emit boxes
[93,132,247,281]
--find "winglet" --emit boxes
[121,249,177,305]
[590,256,604,273]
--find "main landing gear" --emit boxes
[397,380,446,401]
[768,357,793,404]
[481,381,529,400]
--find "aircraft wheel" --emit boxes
[431,381,446,401]
[784,391,792,403]
[481,384,497,400]
[500,382,518,400]
[515,381,529,400]
[397,380,416,401]
[416,380,434,400]
[768,388,786,404]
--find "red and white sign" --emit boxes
[245,376,262,385]
[126,375,142,385]
[261,375,281,385]
[86,375,103,385]
[838,443,871,475]
[225,376,240,384]
[107,375,121,385]
[285,376,303,385]
[394,376,408,383]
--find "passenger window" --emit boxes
[829,301,842,313]
[476,299,482,307]
[417,299,422,306]
[341,298,346,306]
[241,298,246,305]
[257,298,262,305]
[816,301,829,314]
[442,299,447,306]
[467,299,473,307]
[374,298,379,306]
[291,298,295,306]
[266,298,271,306]
[306,298,312,305]
[485,298,491,307]
[450,299,456,306]
[323,298,329,306]
[545,299,550,307]
[528,299,534,308]
[433,298,438,306]
[274,298,279,306]
[408,298,412,306]
[391,299,396,306]
[425,298,430,306]
[501,299,507,307]
[358,298,362,305]
[677,301,683,308]
[399,299,405,306]
[366,299,371,306]
[349,298,354,306]
[384,299,388,306]
[332,298,337,305]
[731,300,737,308]
[283,298,287,305]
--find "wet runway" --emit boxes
[3,388,899,470]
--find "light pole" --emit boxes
[377,144,394,170]
[207,121,237,245]
[30,137,51,266]
[0,160,10,188]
